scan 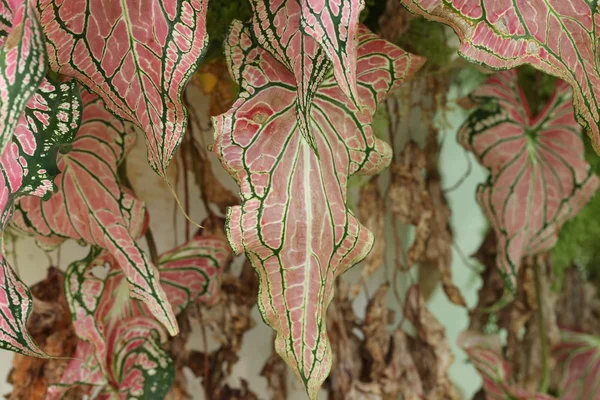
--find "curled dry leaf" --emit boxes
[352,177,386,297]
[7,268,80,400]
[403,285,461,399]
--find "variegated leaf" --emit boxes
[555,331,600,400]
[35,0,209,176]
[213,21,424,398]
[458,71,599,291]
[12,91,178,336]
[0,0,47,156]
[0,77,80,358]
[249,0,330,153]
[300,0,364,106]
[105,317,173,399]
[401,0,600,153]
[458,331,555,400]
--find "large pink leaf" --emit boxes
[0,77,81,357]
[213,21,424,398]
[35,0,209,176]
[458,331,555,400]
[12,91,178,336]
[300,0,363,106]
[555,331,600,400]
[401,0,600,153]
[0,0,47,156]
[458,71,599,291]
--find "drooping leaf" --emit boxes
[400,0,600,153]
[35,0,209,176]
[300,0,364,106]
[458,70,599,291]
[249,0,332,153]
[0,77,81,358]
[458,331,555,400]
[555,331,600,400]
[213,20,424,397]
[12,91,178,336]
[0,0,47,156]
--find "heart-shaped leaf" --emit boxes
[555,331,600,400]
[213,20,424,398]
[401,0,600,153]
[458,71,599,291]
[0,0,47,156]
[35,0,209,176]
[12,91,178,336]
[0,77,81,357]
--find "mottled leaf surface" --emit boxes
[213,21,424,397]
[555,331,600,400]
[458,71,599,291]
[0,0,47,156]
[0,77,80,357]
[458,331,554,400]
[12,91,178,336]
[401,0,600,153]
[36,0,209,175]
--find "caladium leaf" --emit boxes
[12,91,178,336]
[0,0,47,156]
[299,0,364,106]
[401,0,600,153]
[213,21,424,398]
[35,0,209,176]
[0,77,81,358]
[458,71,599,291]
[555,331,600,400]
[249,0,331,153]
[105,316,174,399]
[458,331,555,400]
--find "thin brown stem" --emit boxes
[534,262,550,393]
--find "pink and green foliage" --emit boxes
[12,91,179,336]
[50,234,231,399]
[0,0,47,156]
[458,70,599,291]
[555,331,600,399]
[35,0,209,176]
[299,0,364,107]
[0,76,81,357]
[401,0,600,153]
[458,331,554,400]
[212,15,424,397]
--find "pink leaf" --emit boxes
[0,77,81,357]
[12,91,179,336]
[0,0,47,156]
[401,0,600,153]
[35,0,209,176]
[213,20,424,398]
[458,331,555,400]
[458,71,599,291]
[555,331,600,400]
[300,0,364,106]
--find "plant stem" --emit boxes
[534,262,550,393]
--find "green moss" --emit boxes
[204,2,252,61]
[396,17,456,70]
[551,136,600,290]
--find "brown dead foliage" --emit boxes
[260,339,288,400]
[389,138,465,306]
[6,267,81,400]
[191,59,237,117]
[377,0,413,42]
[326,283,459,400]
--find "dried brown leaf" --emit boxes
[260,343,288,400]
